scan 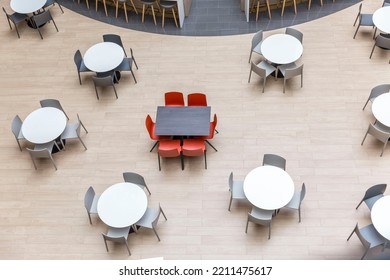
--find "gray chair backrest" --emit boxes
[74,50,83,69]
[102,232,126,243]
[364,184,387,200]
[353,223,371,249]
[251,30,263,49]
[367,123,390,143]
[375,34,390,49]
[247,212,271,226]
[286,27,303,43]
[263,153,286,170]
[151,204,164,228]
[11,115,23,138]
[250,62,266,78]
[84,186,95,212]
[103,34,124,48]
[27,148,51,159]
[370,84,390,99]
[123,172,146,187]
[93,75,114,87]
[284,64,303,79]
[32,10,53,27]
[40,99,69,119]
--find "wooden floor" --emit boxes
[1,1,390,260]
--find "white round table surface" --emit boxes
[373,6,390,34]
[10,0,46,14]
[83,42,124,73]
[260,34,303,65]
[21,107,67,144]
[97,182,148,228]
[371,196,390,240]
[244,165,295,210]
[372,93,390,127]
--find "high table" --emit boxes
[243,165,295,210]
[373,6,390,34]
[261,34,303,65]
[155,106,211,136]
[21,107,67,145]
[97,182,148,228]
[83,42,125,73]
[371,196,390,241]
[372,93,390,127]
[10,0,46,14]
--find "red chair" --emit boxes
[145,115,170,152]
[182,139,207,170]
[164,91,185,106]
[157,140,182,171]
[194,114,218,152]
[187,93,207,106]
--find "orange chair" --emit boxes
[145,115,170,152]
[194,114,218,152]
[157,140,182,171]
[164,91,185,106]
[187,93,207,106]
[182,139,207,170]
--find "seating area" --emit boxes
[3,0,390,261]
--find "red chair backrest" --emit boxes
[145,115,156,139]
[165,91,185,106]
[158,140,182,157]
[182,140,205,156]
[187,93,207,106]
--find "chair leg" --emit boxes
[30,157,38,170]
[158,153,161,171]
[151,5,157,25]
[95,87,100,100]
[87,212,93,224]
[256,1,260,21]
[172,7,178,28]
[262,77,266,93]
[268,223,271,239]
[248,69,252,83]
[266,0,271,19]
[181,153,184,170]
[353,25,360,39]
[130,70,137,83]
[49,155,57,170]
[103,237,109,252]
[78,136,88,150]
[124,240,131,256]
[361,248,369,260]
[283,78,286,93]
[150,141,159,152]
[80,120,88,134]
[380,141,388,157]
[57,2,64,13]
[129,0,138,14]
[112,85,118,99]
[152,227,161,241]
[123,3,128,23]
[281,0,286,16]
[205,140,217,152]
[14,24,21,39]
[298,208,301,222]
[228,195,233,211]
[347,227,355,241]
[145,185,152,195]
[204,150,207,169]
[245,217,249,233]
[142,4,145,22]
[162,8,165,28]
[51,18,59,32]
[369,44,376,59]
[361,131,369,146]
[160,207,168,220]
[355,199,363,210]
[16,139,22,151]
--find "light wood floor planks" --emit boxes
[1,1,390,259]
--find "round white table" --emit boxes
[83,42,124,73]
[10,0,46,14]
[371,196,390,240]
[372,93,390,127]
[260,34,303,65]
[243,165,295,210]
[21,107,67,144]
[97,182,148,228]
[373,6,390,34]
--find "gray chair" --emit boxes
[248,61,276,93]
[123,172,152,195]
[262,153,286,170]
[11,115,25,151]
[361,122,390,156]
[2,7,28,38]
[228,172,247,211]
[26,142,57,170]
[370,34,390,63]
[114,57,137,84]
[40,99,69,120]
[140,0,157,25]
[114,0,138,23]
[279,183,306,222]
[356,184,387,211]
[31,10,59,40]
[285,27,303,43]
[84,186,99,225]
[92,75,118,100]
[362,84,390,110]
[43,0,64,13]
[277,63,304,93]
[103,34,138,69]
[102,226,132,255]
[347,223,387,259]
[353,3,375,39]
[74,50,92,85]
[383,0,390,6]
[60,114,88,150]
[245,206,273,239]
[134,204,167,241]
[159,1,178,28]
[248,30,263,63]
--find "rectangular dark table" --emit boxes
[155,106,211,136]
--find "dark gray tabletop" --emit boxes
[155,106,211,136]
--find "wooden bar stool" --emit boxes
[77,0,90,9]
[95,0,108,16]
[159,0,178,28]
[253,0,272,21]
[115,0,138,23]
[281,0,297,16]
[308,0,323,10]
[140,0,158,25]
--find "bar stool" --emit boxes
[253,0,272,21]
[95,0,108,16]
[140,0,158,25]
[77,0,90,9]
[115,0,138,23]
[159,0,178,28]
[308,0,325,10]
[281,0,297,16]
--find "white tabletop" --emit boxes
[97,182,148,228]
[21,107,67,144]
[83,42,124,73]
[373,6,390,34]
[372,93,390,127]
[10,0,46,14]
[244,165,295,210]
[260,34,303,65]
[371,196,390,240]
